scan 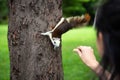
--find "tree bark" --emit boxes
[8,0,63,80]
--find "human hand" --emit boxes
[73,46,99,70]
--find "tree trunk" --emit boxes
[8,0,63,80]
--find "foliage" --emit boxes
[0,0,99,24]
[62,0,99,24]
[0,25,100,80]
[0,0,8,24]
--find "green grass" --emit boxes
[0,25,100,80]
[0,25,10,80]
[62,27,100,80]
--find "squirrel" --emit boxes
[52,14,91,38]
[41,14,91,49]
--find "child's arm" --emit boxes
[73,46,111,80]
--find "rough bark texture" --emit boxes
[8,0,63,80]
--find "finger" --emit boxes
[73,49,82,57]
[78,46,92,50]
[87,46,92,49]
[77,46,85,49]
[77,46,84,48]
[77,46,84,52]
[78,46,88,48]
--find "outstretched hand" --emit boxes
[73,46,99,70]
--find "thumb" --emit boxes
[73,49,82,57]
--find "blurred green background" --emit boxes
[0,0,100,80]
[0,0,99,24]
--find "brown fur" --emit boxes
[52,14,91,38]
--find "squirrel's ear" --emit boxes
[84,13,91,22]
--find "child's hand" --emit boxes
[73,46,99,70]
